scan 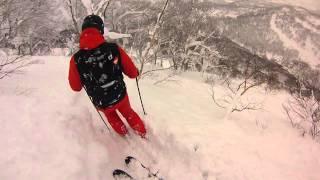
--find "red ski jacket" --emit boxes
[68,28,139,92]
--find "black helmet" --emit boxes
[82,15,104,34]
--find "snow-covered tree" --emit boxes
[154,0,221,72]
[102,0,170,76]
[0,49,38,80]
[0,0,60,54]
[211,58,267,118]
[283,90,320,139]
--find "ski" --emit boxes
[125,156,164,180]
[112,169,134,180]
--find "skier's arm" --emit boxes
[118,46,139,79]
[68,56,82,91]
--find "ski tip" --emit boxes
[112,169,123,176]
[112,169,133,179]
[125,156,136,165]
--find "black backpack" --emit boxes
[74,42,127,108]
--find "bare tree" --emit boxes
[211,59,267,118]
[66,0,81,36]
[102,0,113,19]
[65,0,115,36]
[130,0,222,79]
[0,0,59,54]
[148,0,223,74]
[136,0,170,77]
[211,78,263,114]
[0,50,37,80]
[283,90,320,139]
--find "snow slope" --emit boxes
[220,0,320,12]
[1,56,320,180]
[270,13,319,66]
[269,0,320,12]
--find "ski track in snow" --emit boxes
[270,13,319,66]
[1,56,320,180]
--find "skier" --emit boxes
[68,15,146,137]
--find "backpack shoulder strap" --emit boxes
[104,42,122,64]
[73,50,82,64]
[104,42,119,55]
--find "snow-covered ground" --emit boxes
[1,56,320,180]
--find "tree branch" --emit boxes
[139,0,171,75]
[67,0,80,36]
[103,0,112,19]
[153,72,178,85]
[211,87,227,109]
[141,66,173,76]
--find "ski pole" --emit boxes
[136,77,147,115]
[83,86,111,132]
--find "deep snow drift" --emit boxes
[1,56,320,180]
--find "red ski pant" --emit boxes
[100,94,146,137]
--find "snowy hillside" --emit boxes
[211,0,320,12]
[1,56,320,180]
[265,0,320,12]
[209,1,320,67]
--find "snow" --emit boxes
[1,56,320,180]
[210,9,240,18]
[50,48,69,56]
[0,49,7,59]
[105,32,132,40]
[104,28,132,40]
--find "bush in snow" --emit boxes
[283,91,320,140]
[0,49,37,80]
[211,76,264,119]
